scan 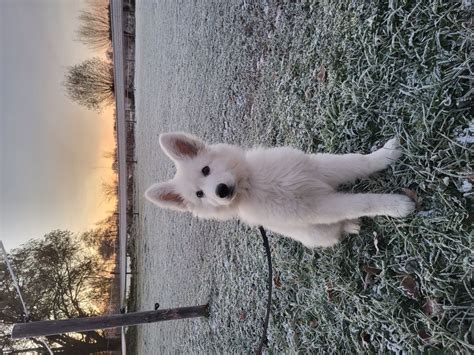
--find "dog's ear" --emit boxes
[159,132,205,161]
[144,181,187,211]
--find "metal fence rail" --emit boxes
[110,0,127,353]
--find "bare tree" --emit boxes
[0,230,118,353]
[82,227,117,260]
[103,149,118,172]
[76,0,111,51]
[63,57,114,112]
[102,178,118,202]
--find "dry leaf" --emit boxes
[360,331,371,347]
[422,298,443,317]
[400,275,419,299]
[363,265,382,275]
[418,329,431,343]
[363,265,381,289]
[273,274,282,288]
[239,311,247,321]
[315,65,327,82]
[325,281,334,302]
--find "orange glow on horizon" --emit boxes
[86,105,118,228]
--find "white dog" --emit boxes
[145,133,415,248]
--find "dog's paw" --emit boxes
[382,138,403,162]
[386,194,416,218]
[343,219,361,234]
[373,138,403,169]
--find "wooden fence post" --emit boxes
[11,305,209,339]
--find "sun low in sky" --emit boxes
[0,0,117,250]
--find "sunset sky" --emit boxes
[0,0,117,251]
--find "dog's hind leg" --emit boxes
[311,192,415,224]
[312,138,402,188]
[271,220,361,248]
[283,223,343,248]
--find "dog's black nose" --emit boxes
[216,183,232,198]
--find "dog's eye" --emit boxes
[202,166,210,176]
[196,190,204,198]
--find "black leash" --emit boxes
[255,226,272,355]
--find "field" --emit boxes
[131,0,472,353]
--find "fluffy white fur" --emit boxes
[145,132,415,248]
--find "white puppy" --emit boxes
[145,133,415,248]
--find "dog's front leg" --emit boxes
[312,193,415,224]
[313,138,402,188]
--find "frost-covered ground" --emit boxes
[131,0,472,353]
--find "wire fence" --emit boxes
[110,0,136,353]
[0,241,54,355]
